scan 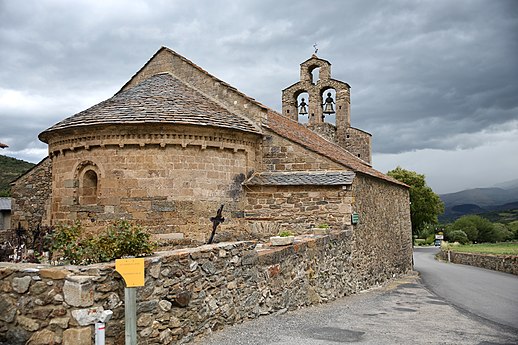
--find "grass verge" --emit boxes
[446,242,518,255]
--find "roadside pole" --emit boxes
[116,258,145,345]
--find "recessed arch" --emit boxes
[81,170,98,205]
[74,161,102,205]
[321,87,336,124]
[295,90,310,124]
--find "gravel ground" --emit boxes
[192,273,518,345]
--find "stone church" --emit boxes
[12,47,411,263]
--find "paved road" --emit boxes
[193,270,518,344]
[414,246,518,331]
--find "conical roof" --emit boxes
[39,73,261,142]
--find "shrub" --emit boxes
[278,230,293,237]
[49,220,155,265]
[448,230,469,245]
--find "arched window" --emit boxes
[321,88,336,124]
[310,67,320,85]
[296,92,309,124]
[80,169,98,205]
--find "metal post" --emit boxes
[95,322,106,345]
[125,287,137,345]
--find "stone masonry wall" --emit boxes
[260,132,344,172]
[10,157,52,229]
[244,185,352,236]
[343,127,371,164]
[48,125,258,242]
[439,250,518,275]
[0,229,412,345]
[351,174,413,286]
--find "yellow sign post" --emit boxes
[115,258,145,287]
[116,258,145,345]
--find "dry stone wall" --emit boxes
[0,228,411,345]
[439,250,518,275]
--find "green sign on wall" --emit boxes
[351,212,359,225]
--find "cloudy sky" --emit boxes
[1,0,517,194]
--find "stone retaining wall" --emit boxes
[0,230,410,345]
[439,250,518,275]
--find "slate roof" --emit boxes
[39,73,261,142]
[119,47,272,112]
[265,111,407,187]
[244,171,355,186]
[0,197,11,211]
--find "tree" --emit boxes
[447,215,499,243]
[387,167,444,238]
[447,216,478,242]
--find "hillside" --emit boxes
[0,155,35,196]
[440,184,518,223]
[440,187,518,208]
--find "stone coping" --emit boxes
[0,230,353,273]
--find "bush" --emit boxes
[49,220,155,265]
[447,230,469,245]
[447,215,500,243]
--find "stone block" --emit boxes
[17,315,39,332]
[26,329,56,345]
[63,276,95,307]
[40,268,70,280]
[63,327,92,345]
[49,317,70,329]
[12,276,32,293]
[71,306,104,326]
[0,295,16,322]
[159,299,172,312]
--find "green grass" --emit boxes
[446,242,518,255]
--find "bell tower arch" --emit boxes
[281,54,372,164]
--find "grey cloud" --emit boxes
[0,0,517,193]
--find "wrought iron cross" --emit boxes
[207,204,225,244]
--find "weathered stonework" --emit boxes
[439,250,518,275]
[46,125,259,241]
[5,48,414,345]
[0,229,412,345]
[244,185,353,235]
[10,47,407,245]
[281,54,372,163]
[10,157,52,228]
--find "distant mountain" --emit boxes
[0,155,35,196]
[440,187,518,208]
[493,178,518,190]
[439,184,518,223]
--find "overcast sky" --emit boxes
[1,0,517,194]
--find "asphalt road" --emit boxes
[414,246,518,331]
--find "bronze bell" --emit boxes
[298,98,308,115]
[323,92,335,114]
